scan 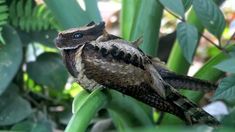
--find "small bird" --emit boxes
[55,21,219,126]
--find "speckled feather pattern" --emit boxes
[55,22,220,126]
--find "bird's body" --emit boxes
[55,21,219,126]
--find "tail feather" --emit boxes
[151,57,218,92]
[163,72,218,92]
[164,83,220,126]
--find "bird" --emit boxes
[54,21,220,126]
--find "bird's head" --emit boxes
[55,21,105,50]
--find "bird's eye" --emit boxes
[73,33,83,39]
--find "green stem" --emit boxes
[65,89,107,132]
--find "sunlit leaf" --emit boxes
[176,22,198,63]
[193,0,225,38]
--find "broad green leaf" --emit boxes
[11,120,53,132]
[213,75,235,103]
[214,57,235,73]
[159,0,185,18]
[176,22,198,63]
[44,0,101,29]
[131,0,163,56]
[193,0,225,38]
[84,0,101,22]
[182,0,192,11]
[0,25,22,95]
[0,84,32,126]
[27,52,68,90]
[120,0,141,40]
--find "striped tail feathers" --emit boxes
[162,72,218,92]
[151,57,218,92]
[164,83,220,126]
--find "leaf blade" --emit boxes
[213,75,235,103]
[193,0,225,38]
[176,22,198,63]
[0,25,23,95]
[214,57,235,73]
[159,0,185,17]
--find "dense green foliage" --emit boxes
[0,0,235,131]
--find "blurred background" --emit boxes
[0,0,235,131]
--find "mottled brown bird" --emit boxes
[55,21,219,126]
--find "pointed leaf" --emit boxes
[176,22,198,63]
[193,0,225,38]
[213,75,235,103]
[0,25,22,95]
[159,0,185,17]
[215,57,235,73]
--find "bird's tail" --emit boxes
[164,83,220,126]
[151,57,218,92]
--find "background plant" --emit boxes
[0,0,235,131]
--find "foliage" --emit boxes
[0,0,235,131]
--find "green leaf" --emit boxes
[27,52,68,90]
[11,120,53,132]
[159,0,185,18]
[220,109,235,128]
[176,22,198,63]
[131,0,163,56]
[215,57,235,73]
[0,25,23,95]
[182,0,192,11]
[120,0,141,40]
[17,29,57,47]
[0,84,32,126]
[193,0,225,38]
[213,75,235,103]
[44,0,101,29]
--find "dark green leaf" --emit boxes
[220,109,235,128]
[11,120,53,132]
[182,0,192,11]
[213,75,235,103]
[176,22,198,63]
[159,0,185,17]
[0,84,32,126]
[193,0,225,38]
[17,29,57,47]
[215,57,235,73]
[44,0,101,29]
[27,52,68,90]
[0,25,23,95]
